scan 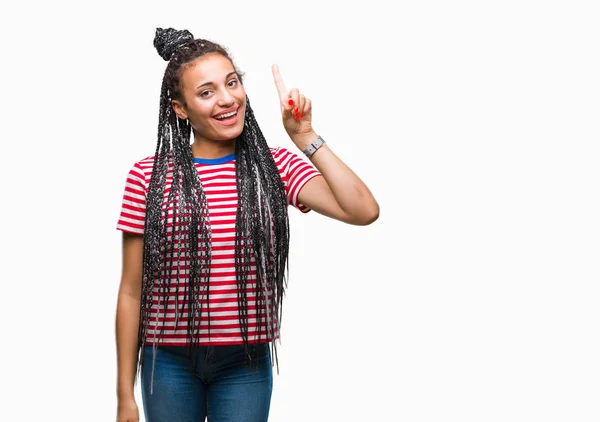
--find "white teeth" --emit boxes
[215,110,237,120]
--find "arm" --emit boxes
[115,232,144,400]
[270,64,379,226]
[293,131,379,226]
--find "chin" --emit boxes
[233,125,244,139]
[219,125,243,141]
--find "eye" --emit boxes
[199,80,238,98]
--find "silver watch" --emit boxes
[302,135,326,158]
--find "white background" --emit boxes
[1,0,599,421]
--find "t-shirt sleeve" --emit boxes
[116,161,147,234]
[277,147,322,213]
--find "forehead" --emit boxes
[181,53,235,86]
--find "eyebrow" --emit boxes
[196,72,238,90]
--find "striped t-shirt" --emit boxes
[116,146,321,346]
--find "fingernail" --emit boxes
[301,113,305,117]
[295,114,300,120]
[294,107,298,113]
[288,99,294,106]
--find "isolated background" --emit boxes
[1,0,598,421]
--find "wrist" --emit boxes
[291,130,318,150]
[118,381,135,400]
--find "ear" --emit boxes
[171,99,188,120]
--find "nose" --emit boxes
[217,88,235,106]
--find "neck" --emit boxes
[191,137,236,159]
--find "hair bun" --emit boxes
[153,27,195,61]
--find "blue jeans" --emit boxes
[141,342,273,422]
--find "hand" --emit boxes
[271,64,315,144]
[117,397,139,422]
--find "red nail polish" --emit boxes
[294,107,298,113]
[288,99,294,106]
[301,113,305,117]
[295,114,300,120]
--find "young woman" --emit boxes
[115,27,379,422]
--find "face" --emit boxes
[172,53,246,142]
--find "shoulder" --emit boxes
[131,151,173,175]
[269,145,305,167]
[123,153,163,190]
[128,155,154,179]
[136,154,156,168]
[269,145,293,157]
[269,145,284,158]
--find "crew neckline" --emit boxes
[193,153,236,164]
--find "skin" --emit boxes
[171,53,246,159]
[169,53,380,226]
[116,51,380,422]
[116,233,143,422]
[270,63,380,226]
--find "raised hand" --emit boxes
[271,64,315,141]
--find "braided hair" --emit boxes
[137,28,290,393]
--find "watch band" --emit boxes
[302,135,326,158]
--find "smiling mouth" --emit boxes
[212,109,240,126]
[213,109,238,120]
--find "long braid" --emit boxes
[134,28,291,393]
[236,99,290,366]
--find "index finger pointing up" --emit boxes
[271,64,289,103]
